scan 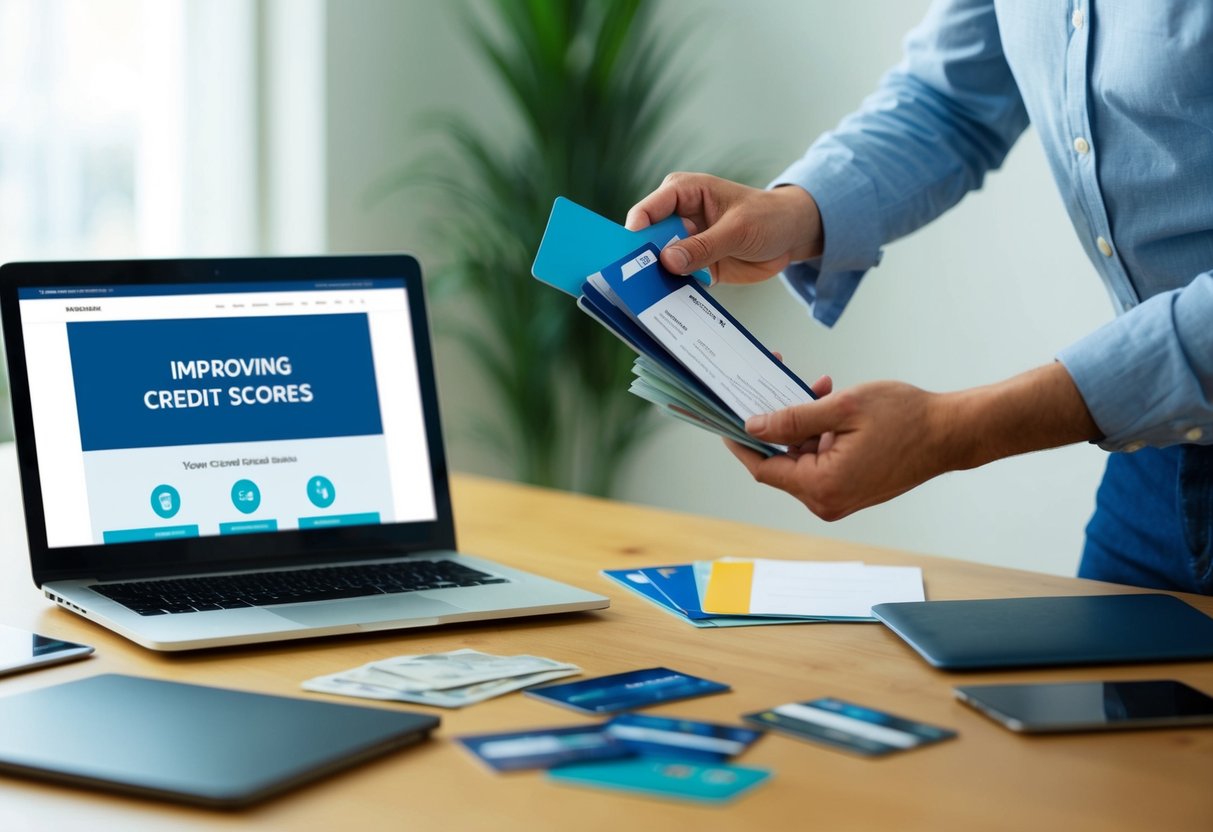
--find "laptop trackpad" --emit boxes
[270,594,463,627]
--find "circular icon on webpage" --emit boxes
[150,484,180,519]
[307,475,335,508]
[231,479,261,515]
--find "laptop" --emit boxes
[872,594,1213,670]
[0,254,608,651]
[0,673,439,808]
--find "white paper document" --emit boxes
[704,558,925,620]
[749,560,924,618]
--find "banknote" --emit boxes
[303,667,580,708]
[367,649,578,691]
[301,649,582,708]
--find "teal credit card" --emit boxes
[532,196,711,295]
[548,758,771,804]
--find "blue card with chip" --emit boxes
[526,667,730,715]
[743,698,957,758]
[605,713,762,762]
[548,758,771,805]
[532,196,710,295]
[457,725,631,772]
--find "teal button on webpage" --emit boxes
[298,512,381,529]
[219,519,279,536]
[103,525,200,543]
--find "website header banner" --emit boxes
[18,277,405,300]
[68,313,384,451]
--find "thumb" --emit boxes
[660,219,742,275]
[746,399,837,444]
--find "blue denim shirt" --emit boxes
[774,0,1213,452]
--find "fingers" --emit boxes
[662,215,745,275]
[745,397,840,445]
[625,172,710,232]
[810,374,833,398]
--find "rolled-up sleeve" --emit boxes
[774,0,1029,326]
[1057,272,1213,451]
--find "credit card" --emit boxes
[457,725,631,772]
[526,667,730,715]
[600,567,688,618]
[532,196,710,295]
[548,758,771,804]
[743,698,957,758]
[605,713,762,762]
[639,565,717,620]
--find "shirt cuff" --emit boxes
[1057,278,1213,452]
[771,146,884,327]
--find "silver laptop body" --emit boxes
[1,255,607,651]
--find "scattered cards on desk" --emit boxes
[605,558,924,626]
[457,713,770,804]
[548,758,771,805]
[533,196,816,455]
[525,667,730,714]
[743,698,956,758]
[302,649,580,708]
[457,714,761,773]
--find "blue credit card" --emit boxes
[457,725,631,772]
[743,698,957,758]
[548,758,771,804]
[639,565,716,620]
[526,667,730,715]
[532,197,710,296]
[601,568,688,617]
[605,713,763,762]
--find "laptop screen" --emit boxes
[1,258,453,581]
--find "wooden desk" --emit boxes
[0,444,1209,831]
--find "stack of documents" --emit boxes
[533,197,816,455]
[605,558,924,626]
[303,649,580,708]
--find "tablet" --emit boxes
[955,680,1213,733]
[872,594,1213,670]
[0,625,93,677]
[0,674,438,808]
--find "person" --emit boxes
[625,0,1213,595]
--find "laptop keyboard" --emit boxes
[91,560,508,616]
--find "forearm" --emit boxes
[1058,273,1213,451]
[774,0,1027,326]
[940,362,1102,471]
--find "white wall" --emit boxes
[323,0,1114,577]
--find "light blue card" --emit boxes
[548,758,771,805]
[532,196,710,295]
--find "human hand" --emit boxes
[726,381,955,521]
[625,173,823,285]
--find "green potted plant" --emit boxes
[382,0,735,496]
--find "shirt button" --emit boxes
[1073,136,1090,154]
[1072,8,1084,29]
[1186,427,1204,442]
[1124,441,1145,453]
[1096,236,1113,257]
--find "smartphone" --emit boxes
[955,680,1213,733]
[0,625,94,678]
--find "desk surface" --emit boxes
[0,444,1209,831]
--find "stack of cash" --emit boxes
[302,649,580,708]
